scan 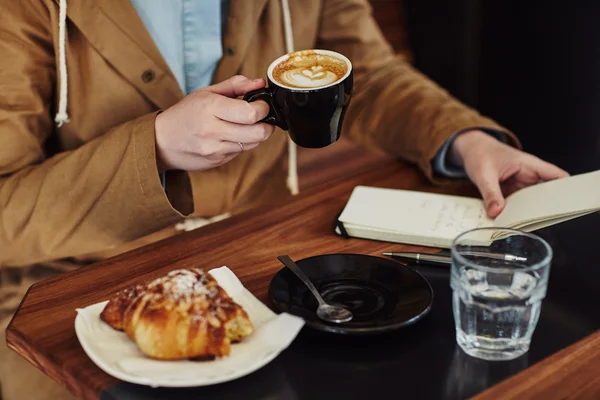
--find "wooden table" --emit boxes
[7,159,600,400]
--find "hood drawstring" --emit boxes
[280,0,299,196]
[55,0,70,127]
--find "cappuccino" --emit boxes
[271,50,348,89]
[245,49,353,147]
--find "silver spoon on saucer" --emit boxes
[277,255,353,323]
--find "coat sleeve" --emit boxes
[0,1,192,267]
[316,0,520,180]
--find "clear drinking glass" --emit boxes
[450,228,552,361]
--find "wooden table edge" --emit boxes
[473,329,600,399]
[7,313,600,400]
[6,324,99,400]
[5,160,599,399]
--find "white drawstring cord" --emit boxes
[280,0,299,196]
[55,0,70,127]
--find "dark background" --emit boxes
[381,0,600,175]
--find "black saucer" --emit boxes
[269,254,434,335]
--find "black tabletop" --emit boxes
[101,212,600,400]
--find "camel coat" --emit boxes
[0,0,515,321]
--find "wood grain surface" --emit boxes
[5,159,465,399]
[473,330,600,400]
[7,156,600,399]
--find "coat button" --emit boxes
[225,47,235,56]
[141,69,155,83]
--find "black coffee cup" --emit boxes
[244,49,353,148]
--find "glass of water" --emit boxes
[450,228,552,361]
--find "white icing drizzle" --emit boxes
[146,268,218,303]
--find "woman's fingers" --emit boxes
[214,120,275,143]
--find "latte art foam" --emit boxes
[272,51,348,89]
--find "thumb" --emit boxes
[205,75,266,98]
[470,167,506,218]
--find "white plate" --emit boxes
[74,267,304,388]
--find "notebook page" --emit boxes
[338,186,494,241]
[508,210,596,232]
[494,170,600,228]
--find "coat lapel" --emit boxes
[59,0,183,109]
[213,0,270,83]
[59,0,270,105]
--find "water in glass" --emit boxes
[451,228,552,361]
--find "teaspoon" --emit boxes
[277,255,353,323]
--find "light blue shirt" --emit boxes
[130,0,498,177]
[131,0,227,94]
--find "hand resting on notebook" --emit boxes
[450,131,569,218]
[337,170,600,248]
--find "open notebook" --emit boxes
[336,170,600,248]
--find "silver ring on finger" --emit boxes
[238,141,245,152]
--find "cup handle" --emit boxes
[243,88,286,130]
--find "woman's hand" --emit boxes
[154,75,275,173]
[449,130,569,217]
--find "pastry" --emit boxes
[100,268,254,360]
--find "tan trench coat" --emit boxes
[0,0,515,324]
